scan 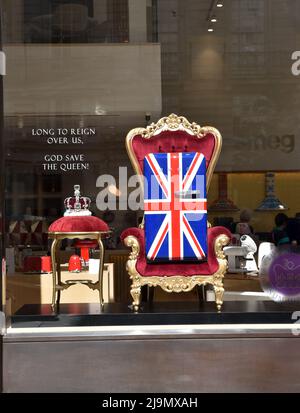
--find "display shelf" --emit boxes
[10,301,300,328]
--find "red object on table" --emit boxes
[23,256,52,273]
[68,255,82,273]
[74,240,98,263]
[41,256,52,273]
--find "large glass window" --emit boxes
[2,0,300,322]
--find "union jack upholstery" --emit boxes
[144,152,207,262]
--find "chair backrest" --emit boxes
[125,113,222,194]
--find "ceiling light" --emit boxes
[217,2,223,7]
[211,16,217,22]
[208,27,214,32]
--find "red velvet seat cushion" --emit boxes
[121,226,231,277]
[48,216,109,233]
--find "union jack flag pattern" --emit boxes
[144,152,207,262]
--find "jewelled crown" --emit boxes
[64,185,92,216]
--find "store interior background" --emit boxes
[2,0,300,312]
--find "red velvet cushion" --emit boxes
[121,226,231,277]
[48,216,109,233]
[131,130,216,174]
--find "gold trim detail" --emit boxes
[125,113,222,192]
[142,113,204,138]
[124,234,230,312]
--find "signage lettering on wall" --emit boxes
[31,128,95,172]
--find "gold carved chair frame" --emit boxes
[124,114,230,311]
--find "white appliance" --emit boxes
[224,235,258,275]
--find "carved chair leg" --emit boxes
[131,283,142,312]
[97,237,105,308]
[214,283,224,312]
[212,233,230,312]
[56,240,62,307]
[56,290,61,307]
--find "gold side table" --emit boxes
[48,231,110,309]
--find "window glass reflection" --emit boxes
[2,0,300,315]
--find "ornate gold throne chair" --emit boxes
[121,114,231,311]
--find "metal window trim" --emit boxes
[0,311,5,335]
[0,51,5,76]
[3,323,300,342]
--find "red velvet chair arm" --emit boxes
[207,226,231,268]
[208,226,231,251]
[121,227,145,258]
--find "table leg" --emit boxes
[56,239,63,306]
[98,237,105,308]
[51,238,59,310]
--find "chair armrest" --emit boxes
[207,226,231,266]
[208,226,231,247]
[121,227,145,259]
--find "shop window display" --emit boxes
[1,0,300,327]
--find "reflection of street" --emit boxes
[223,95,297,170]
[27,3,120,43]
[104,227,118,249]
